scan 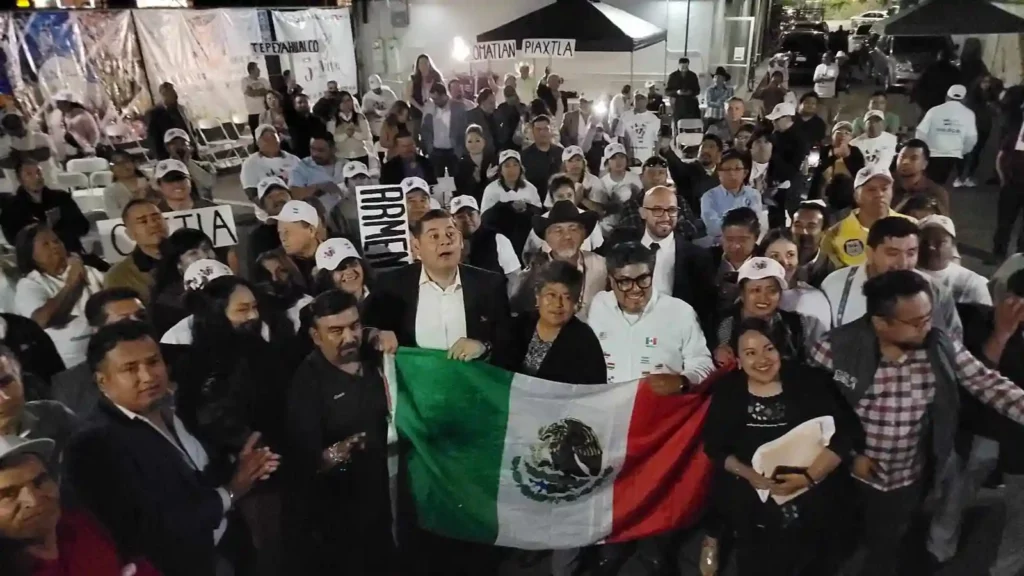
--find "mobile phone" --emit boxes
[771,465,807,480]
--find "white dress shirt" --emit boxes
[432,104,453,150]
[415,267,468,350]
[113,404,230,543]
[480,180,543,213]
[641,230,676,296]
[587,290,714,385]
[494,233,523,275]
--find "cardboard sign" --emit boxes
[355,184,413,270]
[96,205,238,263]
[471,40,517,62]
[521,39,576,59]
[250,41,321,55]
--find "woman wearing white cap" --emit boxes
[713,257,826,366]
[362,74,398,139]
[160,258,236,345]
[591,143,642,234]
[479,150,542,213]
[546,145,606,210]
[757,229,833,330]
[313,237,373,306]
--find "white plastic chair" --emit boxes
[57,171,90,191]
[66,157,109,176]
[90,170,114,188]
[105,124,150,161]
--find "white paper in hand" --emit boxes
[750,415,835,505]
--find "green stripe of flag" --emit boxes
[393,348,513,543]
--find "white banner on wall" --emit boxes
[271,8,359,99]
[133,8,262,122]
[521,39,576,59]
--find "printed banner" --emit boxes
[97,204,238,262]
[355,184,413,270]
[11,11,151,146]
[470,40,517,62]
[521,38,576,58]
[134,8,262,123]
[271,8,359,98]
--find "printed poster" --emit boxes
[271,8,359,99]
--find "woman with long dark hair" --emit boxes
[332,91,374,167]
[404,54,444,138]
[259,90,291,147]
[379,100,410,161]
[960,73,999,188]
[454,124,498,202]
[312,238,375,306]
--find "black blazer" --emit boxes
[498,313,607,384]
[363,263,511,360]
[380,155,438,186]
[64,398,229,576]
[454,153,497,202]
[602,229,717,337]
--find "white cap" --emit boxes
[276,200,320,227]
[947,84,967,100]
[450,195,480,214]
[853,165,894,188]
[0,435,53,467]
[154,159,190,180]
[342,161,370,180]
[256,176,289,201]
[603,143,627,161]
[368,74,382,90]
[832,121,854,133]
[920,214,956,238]
[836,51,847,59]
[183,259,233,291]
[737,257,787,283]
[400,176,430,196]
[561,145,585,163]
[499,149,521,165]
[315,237,361,270]
[766,102,796,120]
[163,128,190,144]
[863,109,885,122]
[254,124,278,140]
[644,80,656,89]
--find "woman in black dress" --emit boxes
[499,260,606,384]
[704,318,854,575]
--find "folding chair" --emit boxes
[57,171,90,192]
[90,170,114,188]
[66,157,109,176]
[104,124,151,163]
[195,118,245,170]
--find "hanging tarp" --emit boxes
[0,15,17,107]
[270,8,359,99]
[133,8,262,122]
[475,0,666,53]
[11,11,150,125]
[879,0,1024,36]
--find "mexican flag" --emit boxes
[385,348,717,550]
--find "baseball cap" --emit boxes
[499,149,521,165]
[163,128,190,144]
[0,435,54,468]
[832,121,854,133]
[183,259,233,292]
[562,145,585,163]
[737,257,787,283]
[276,200,320,227]
[368,75,382,90]
[256,176,289,201]
[644,80,656,89]
[766,102,796,120]
[315,237,361,271]
[947,84,967,100]
[342,161,370,180]
[864,110,885,122]
[604,143,627,161]
[400,177,430,196]
[853,165,894,188]
[920,214,956,238]
[154,159,190,181]
[450,195,480,214]
[254,124,278,140]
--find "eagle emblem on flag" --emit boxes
[511,418,613,504]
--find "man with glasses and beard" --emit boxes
[285,289,394,575]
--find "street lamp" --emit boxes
[452,36,470,62]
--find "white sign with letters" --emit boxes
[521,38,576,59]
[97,205,238,263]
[355,184,413,270]
[471,40,517,62]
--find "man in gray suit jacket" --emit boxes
[559,97,605,153]
[420,83,469,179]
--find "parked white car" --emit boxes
[851,10,887,28]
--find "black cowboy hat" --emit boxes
[532,200,599,240]
[714,66,731,81]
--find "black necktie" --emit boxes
[649,242,660,255]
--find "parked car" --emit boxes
[868,34,955,92]
[788,21,830,34]
[851,10,887,27]
[780,31,829,84]
[848,24,874,54]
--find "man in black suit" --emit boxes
[603,185,717,338]
[63,321,280,576]
[365,208,510,359]
[380,128,438,186]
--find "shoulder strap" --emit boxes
[835,266,860,326]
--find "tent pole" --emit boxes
[631,50,635,86]
[663,0,670,79]
[684,0,692,54]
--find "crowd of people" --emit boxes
[0,42,1023,576]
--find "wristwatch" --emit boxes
[802,470,817,486]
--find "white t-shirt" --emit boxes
[479,180,542,213]
[242,76,271,116]
[494,234,522,275]
[921,264,992,306]
[851,131,898,171]
[594,171,643,234]
[14,266,104,367]
[240,151,302,190]
[161,315,273,345]
[543,172,606,208]
[813,63,839,99]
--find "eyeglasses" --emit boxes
[612,273,653,291]
[642,207,679,218]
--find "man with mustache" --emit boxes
[286,289,394,574]
[810,269,1024,576]
[791,199,833,288]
